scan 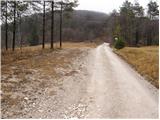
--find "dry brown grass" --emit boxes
[60,42,97,48]
[2,42,96,77]
[2,42,96,65]
[115,46,159,88]
[2,42,94,86]
[1,42,96,118]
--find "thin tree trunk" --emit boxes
[12,1,16,51]
[150,15,153,45]
[19,14,23,51]
[5,1,8,50]
[51,1,54,49]
[147,21,152,46]
[59,2,62,48]
[42,1,45,49]
[135,19,139,46]
[135,29,139,46]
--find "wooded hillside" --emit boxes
[1,0,159,49]
[1,10,107,48]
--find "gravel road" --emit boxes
[3,43,158,118]
[86,43,158,118]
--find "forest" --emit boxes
[1,0,159,50]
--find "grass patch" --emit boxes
[115,46,159,88]
[2,42,96,78]
[1,42,95,118]
[2,42,96,65]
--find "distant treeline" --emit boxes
[1,0,159,49]
[1,10,107,48]
[1,0,78,50]
[105,0,159,46]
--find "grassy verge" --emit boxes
[1,42,96,65]
[1,42,96,118]
[115,46,159,88]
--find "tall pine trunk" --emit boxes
[12,1,16,51]
[59,2,62,48]
[5,1,8,50]
[19,14,22,50]
[51,1,54,49]
[135,19,139,46]
[135,29,139,46]
[42,1,45,49]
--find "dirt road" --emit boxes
[86,43,158,118]
[2,43,158,118]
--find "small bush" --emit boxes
[114,38,125,49]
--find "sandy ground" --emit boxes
[1,43,159,118]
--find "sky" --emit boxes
[75,0,156,14]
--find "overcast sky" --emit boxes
[75,0,157,14]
